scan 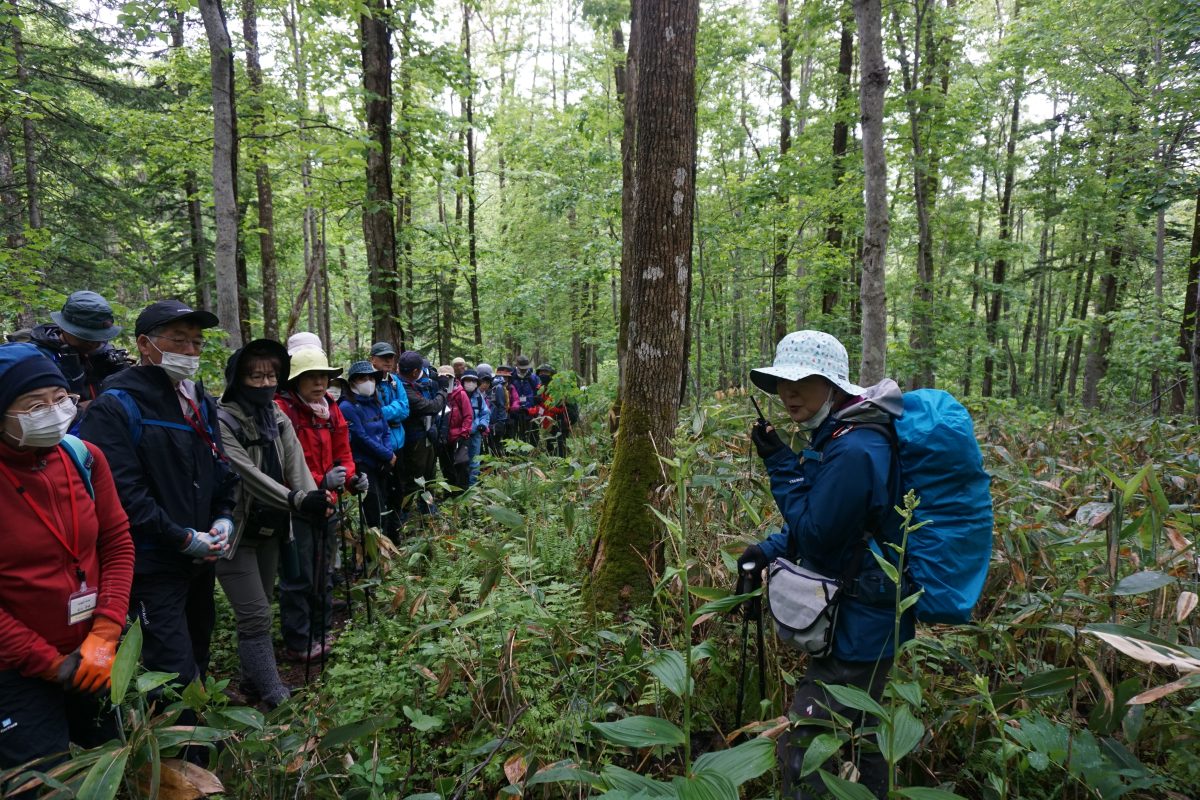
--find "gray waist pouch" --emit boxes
[767,558,841,657]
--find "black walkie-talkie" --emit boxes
[750,396,769,429]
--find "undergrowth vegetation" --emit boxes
[7,399,1200,799]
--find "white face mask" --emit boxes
[798,389,836,431]
[462,381,478,393]
[150,340,200,383]
[327,386,342,401]
[7,396,76,448]
[353,379,376,397]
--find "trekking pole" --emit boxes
[304,510,320,685]
[357,491,374,624]
[337,492,353,620]
[734,562,764,733]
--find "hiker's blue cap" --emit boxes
[397,350,423,373]
[52,291,121,342]
[347,360,382,379]
[135,300,219,337]
[0,343,69,415]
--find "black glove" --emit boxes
[436,373,451,390]
[750,423,785,460]
[293,489,333,516]
[737,544,769,579]
[53,651,82,688]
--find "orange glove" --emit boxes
[72,617,122,695]
[37,653,69,683]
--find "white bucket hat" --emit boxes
[750,330,865,396]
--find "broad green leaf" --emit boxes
[671,771,737,800]
[589,716,686,748]
[207,706,264,731]
[110,617,142,705]
[1021,668,1084,698]
[799,732,845,777]
[687,585,730,601]
[878,704,924,762]
[1123,463,1151,505]
[819,770,878,800]
[692,736,775,786]
[452,607,497,628]
[136,671,179,694]
[319,715,396,750]
[897,789,971,800]
[648,504,683,539]
[523,761,601,788]
[403,705,444,732]
[486,505,525,530]
[599,765,675,795]
[402,794,443,800]
[76,746,129,800]
[899,589,924,615]
[888,681,922,708]
[821,683,887,719]
[648,650,691,697]
[869,549,900,584]
[155,726,230,749]
[690,590,759,620]
[1111,570,1176,596]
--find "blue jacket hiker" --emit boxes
[738,330,909,800]
[341,360,400,541]
[461,370,490,487]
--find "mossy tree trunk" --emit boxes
[588,0,698,616]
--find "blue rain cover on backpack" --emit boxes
[893,389,993,624]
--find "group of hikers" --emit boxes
[0,291,580,789]
[1,289,987,800]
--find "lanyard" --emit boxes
[0,448,81,561]
[181,394,224,462]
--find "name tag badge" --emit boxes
[67,586,98,626]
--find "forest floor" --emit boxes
[72,398,1200,799]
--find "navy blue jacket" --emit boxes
[339,392,394,472]
[509,370,540,410]
[79,365,237,573]
[758,381,912,662]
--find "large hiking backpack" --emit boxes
[884,389,993,624]
[60,434,95,499]
[850,389,992,624]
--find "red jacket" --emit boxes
[0,440,134,676]
[275,392,357,489]
[446,385,473,443]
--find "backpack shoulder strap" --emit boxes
[103,387,196,447]
[59,434,95,500]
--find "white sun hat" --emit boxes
[750,330,866,396]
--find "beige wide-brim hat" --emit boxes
[289,347,342,381]
[750,330,865,396]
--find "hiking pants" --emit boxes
[216,531,282,640]
[467,431,483,486]
[779,655,892,799]
[0,670,119,796]
[130,561,216,685]
[279,516,334,652]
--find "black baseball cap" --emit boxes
[135,300,219,337]
[370,341,397,357]
[397,350,424,372]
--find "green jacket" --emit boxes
[217,400,316,558]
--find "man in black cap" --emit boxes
[79,300,238,714]
[31,290,132,408]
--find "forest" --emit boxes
[1,0,1199,796]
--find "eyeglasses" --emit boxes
[152,334,205,352]
[11,394,80,416]
[245,372,278,385]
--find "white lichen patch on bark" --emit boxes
[675,254,686,284]
[643,265,664,280]
[636,341,662,362]
[673,190,684,216]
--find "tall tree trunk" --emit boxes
[0,125,23,249]
[1173,189,1200,414]
[397,7,415,341]
[822,9,853,318]
[615,5,639,396]
[462,1,482,356]
[772,0,792,342]
[1082,240,1123,408]
[983,37,1023,397]
[242,0,279,339]
[11,21,40,231]
[589,0,697,615]
[168,12,212,310]
[854,0,889,384]
[198,0,242,345]
[360,0,402,348]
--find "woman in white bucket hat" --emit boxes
[739,330,910,799]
